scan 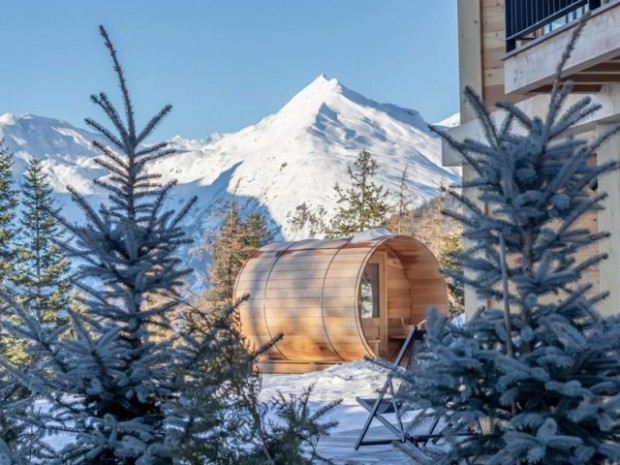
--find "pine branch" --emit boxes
[135,105,173,146]
[93,179,128,199]
[464,86,501,153]
[549,98,597,139]
[98,25,136,142]
[91,140,129,170]
[171,196,198,229]
[86,98,128,150]
[92,157,129,181]
[551,12,590,93]
[62,186,109,237]
[135,148,177,168]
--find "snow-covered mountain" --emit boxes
[0,75,459,280]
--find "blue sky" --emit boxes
[1,1,458,140]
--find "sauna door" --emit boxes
[360,252,387,355]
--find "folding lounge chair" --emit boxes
[354,326,440,450]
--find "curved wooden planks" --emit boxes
[234,235,449,370]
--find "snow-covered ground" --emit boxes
[261,360,417,464]
[260,360,391,433]
[40,360,407,463]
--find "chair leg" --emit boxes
[354,327,418,450]
[393,401,406,441]
[354,399,404,449]
[354,398,383,450]
[423,416,441,446]
[404,413,442,445]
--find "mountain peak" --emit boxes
[308,73,340,89]
[280,74,342,113]
[269,75,431,138]
[0,113,16,125]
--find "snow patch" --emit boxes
[350,228,395,243]
[434,112,460,128]
[0,113,15,125]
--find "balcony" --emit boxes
[504,0,620,95]
[506,0,601,52]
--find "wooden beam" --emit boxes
[582,62,620,73]
[257,361,336,374]
[570,74,620,83]
[458,0,483,123]
[597,123,620,317]
[529,84,602,94]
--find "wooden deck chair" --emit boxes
[354,326,439,450]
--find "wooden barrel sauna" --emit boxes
[233,234,448,373]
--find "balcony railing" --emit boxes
[505,0,604,52]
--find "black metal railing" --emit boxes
[505,0,603,52]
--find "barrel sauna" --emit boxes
[233,234,448,373]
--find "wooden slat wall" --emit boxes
[235,236,449,370]
[356,239,449,343]
[578,211,600,286]
[578,155,600,291]
[382,246,412,322]
[386,237,449,324]
[236,250,279,356]
[481,0,525,107]
[323,248,370,360]
[236,245,370,362]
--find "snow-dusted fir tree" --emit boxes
[0,143,25,460]
[287,201,328,239]
[0,26,196,465]
[10,158,71,364]
[54,27,197,464]
[200,199,272,314]
[327,149,389,237]
[0,142,17,286]
[0,366,27,465]
[398,23,620,465]
[0,26,336,465]
[0,142,16,328]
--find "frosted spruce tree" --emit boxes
[0,26,197,465]
[327,149,389,237]
[10,158,71,365]
[0,142,26,461]
[397,23,620,465]
[0,26,336,465]
[0,366,27,465]
[0,142,17,286]
[200,199,272,314]
[0,142,18,360]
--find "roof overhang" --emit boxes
[442,86,620,167]
[504,2,620,96]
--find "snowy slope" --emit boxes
[0,75,460,279]
[146,75,459,238]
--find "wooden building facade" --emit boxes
[447,0,620,316]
